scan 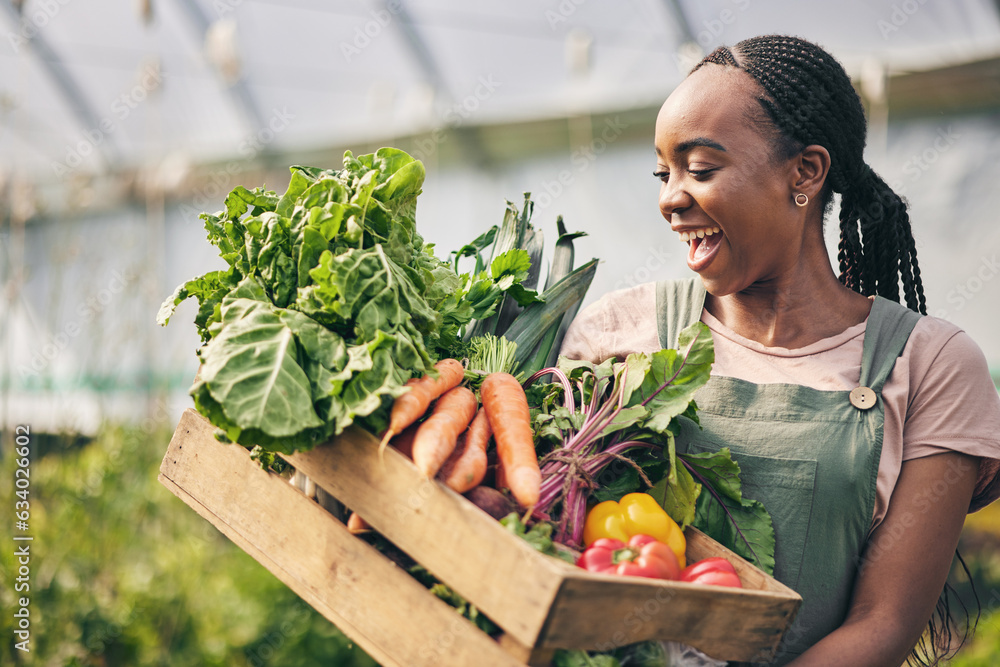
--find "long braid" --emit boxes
[694,36,928,315]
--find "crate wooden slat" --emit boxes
[161,409,802,664]
[158,409,525,667]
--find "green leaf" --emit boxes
[275,168,314,217]
[680,448,743,503]
[198,298,323,438]
[491,248,532,283]
[277,309,347,370]
[543,215,586,290]
[630,321,714,433]
[621,353,651,405]
[592,467,641,503]
[553,650,621,667]
[648,454,702,529]
[157,271,234,340]
[507,258,598,376]
[451,225,498,274]
[499,513,576,564]
[680,449,776,575]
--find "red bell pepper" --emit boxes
[678,556,742,588]
[576,534,681,581]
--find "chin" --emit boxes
[692,273,735,298]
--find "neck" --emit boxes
[705,245,872,349]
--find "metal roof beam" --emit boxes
[0,0,120,167]
[388,0,492,168]
[173,0,268,134]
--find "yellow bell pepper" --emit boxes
[583,492,686,567]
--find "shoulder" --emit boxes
[898,314,1000,511]
[903,315,992,393]
[559,283,659,363]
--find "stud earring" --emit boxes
[794,193,809,207]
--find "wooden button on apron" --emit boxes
[849,386,876,410]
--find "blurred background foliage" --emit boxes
[0,422,377,667]
[2,418,1000,666]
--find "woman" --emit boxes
[561,35,1000,665]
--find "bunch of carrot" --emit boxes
[352,359,540,531]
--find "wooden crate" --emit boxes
[159,409,801,666]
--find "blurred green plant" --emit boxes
[944,503,1000,666]
[0,421,378,667]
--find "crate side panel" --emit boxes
[286,426,565,647]
[159,409,525,667]
[538,571,799,661]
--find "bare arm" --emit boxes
[787,451,978,667]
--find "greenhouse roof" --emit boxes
[2,0,999,189]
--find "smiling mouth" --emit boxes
[680,227,724,271]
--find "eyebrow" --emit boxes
[676,137,727,153]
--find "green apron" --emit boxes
[656,279,920,665]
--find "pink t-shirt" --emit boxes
[560,282,1000,532]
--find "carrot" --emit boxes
[493,455,508,492]
[411,385,478,478]
[437,407,492,493]
[481,372,540,508]
[346,512,371,534]
[378,358,465,458]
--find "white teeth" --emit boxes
[678,227,721,242]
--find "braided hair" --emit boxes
[693,35,927,315]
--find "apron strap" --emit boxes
[859,296,922,393]
[655,278,707,349]
[656,280,920,395]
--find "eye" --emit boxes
[688,168,716,178]
[653,170,669,183]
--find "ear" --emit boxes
[793,144,832,199]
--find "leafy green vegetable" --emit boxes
[628,321,714,434]
[552,650,622,667]
[527,322,714,546]
[680,449,776,575]
[648,457,701,529]
[499,512,576,564]
[406,566,499,635]
[160,148,537,452]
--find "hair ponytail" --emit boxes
[839,166,927,314]
[694,35,928,314]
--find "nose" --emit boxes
[658,178,690,221]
